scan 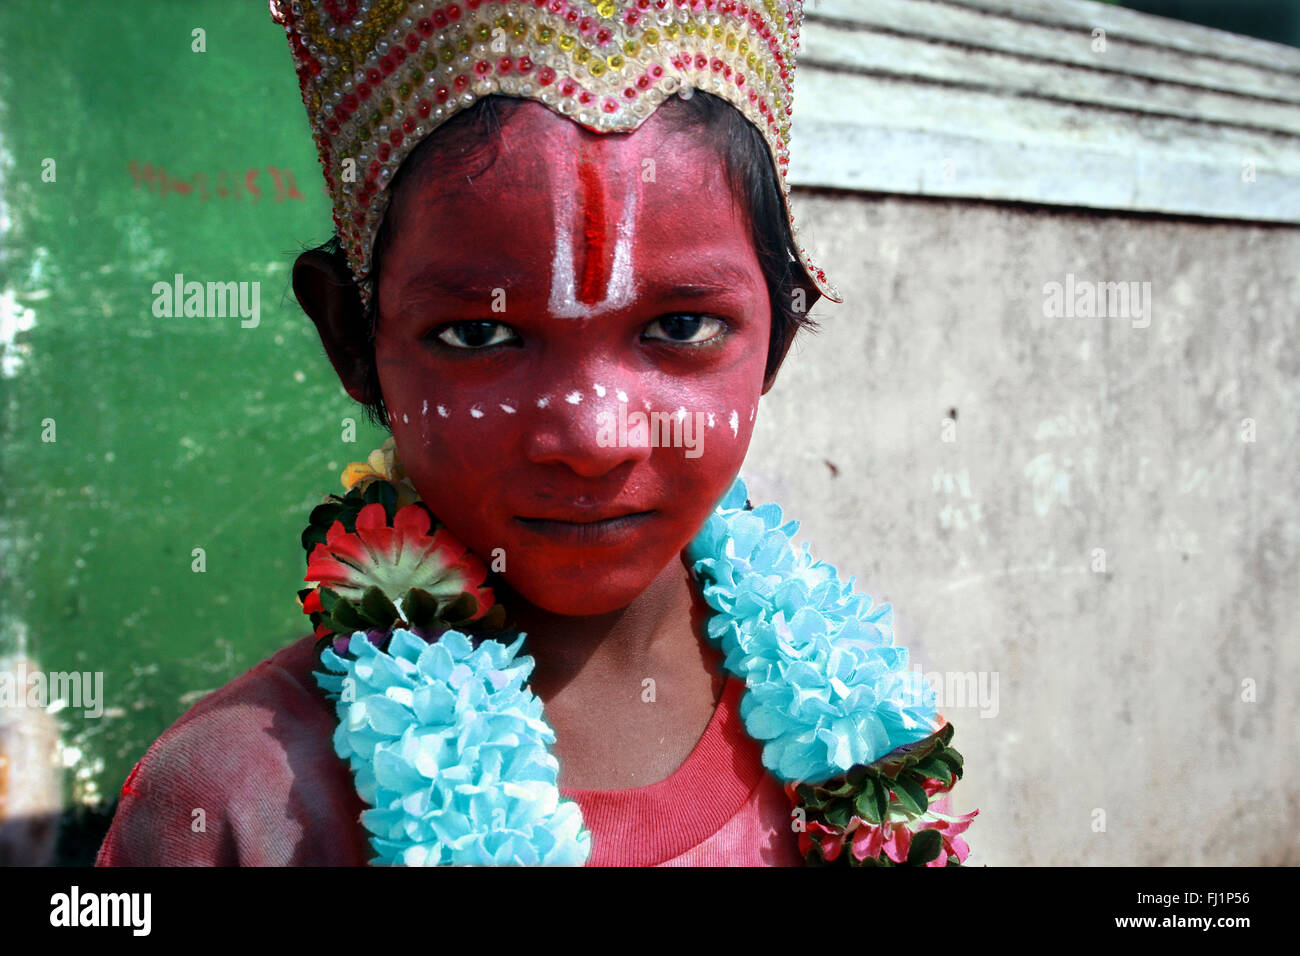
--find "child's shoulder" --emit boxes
[96,635,366,866]
[181,633,331,724]
[143,634,335,755]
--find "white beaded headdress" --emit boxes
[270,0,842,311]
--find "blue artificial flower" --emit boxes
[686,476,940,783]
[316,628,591,866]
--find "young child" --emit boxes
[97,0,975,867]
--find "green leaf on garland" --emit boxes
[892,775,929,816]
[329,600,367,631]
[403,587,439,628]
[306,501,343,531]
[937,748,965,781]
[824,798,854,829]
[317,614,349,637]
[361,586,399,628]
[362,480,397,515]
[873,777,889,822]
[913,756,953,786]
[823,779,857,799]
[302,503,345,550]
[317,587,341,614]
[441,591,479,623]
[854,777,883,824]
[301,527,329,557]
[907,827,943,865]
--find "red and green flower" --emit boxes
[298,469,504,647]
[789,719,978,866]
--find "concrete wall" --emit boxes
[745,190,1299,865]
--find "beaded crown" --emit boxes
[270,0,841,311]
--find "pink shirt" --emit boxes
[96,634,803,867]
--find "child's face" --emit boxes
[374,101,772,616]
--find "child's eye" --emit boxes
[643,314,727,345]
[432,321,520,349]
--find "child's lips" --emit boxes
[513,510,656,546]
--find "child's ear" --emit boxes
[292,249,372,404]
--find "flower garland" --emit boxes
[299,440,978,866]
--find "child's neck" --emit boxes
[508,552,727,789]
[510,551,706,702]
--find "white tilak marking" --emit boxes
[729,410,739,436]
[470,405,484,418]
[547,174,641,320]
[500,403,515,414]
[565,391,583,405]
[537,395,550,408]
[437,404,449,418]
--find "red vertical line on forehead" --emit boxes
[576,141,611,305]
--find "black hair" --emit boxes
[309,90,819,432]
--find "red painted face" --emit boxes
[374,100,772,616]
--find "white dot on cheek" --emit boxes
[437,405,449,418]
[616,390,627,402]
[565,391,583,405]
[470,405,484,419]
[537,395,550,408]
[500,403,515,414]
[593,383,606,397]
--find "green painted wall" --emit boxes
[0,0,386,818]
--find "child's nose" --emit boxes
[522,378,653,478]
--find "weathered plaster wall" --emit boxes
[746,190,1299,865]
